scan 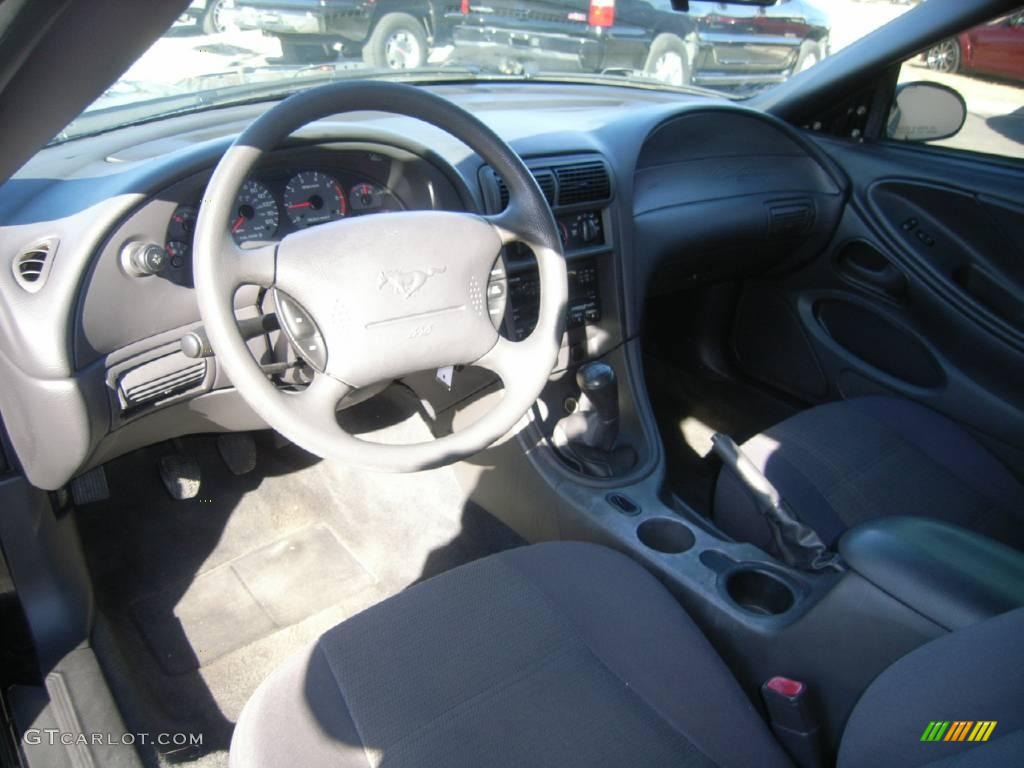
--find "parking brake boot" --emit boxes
[711,433,843,573]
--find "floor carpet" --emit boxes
[75,389,523,767]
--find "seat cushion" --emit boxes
[838,606,1024,768]
[230,541,792,768]
[714,396,1024,554]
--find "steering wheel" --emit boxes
[193,82,567,472]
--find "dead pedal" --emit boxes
[158,453,201,500]
[70,466,110,505]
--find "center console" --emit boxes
[476,155,653,481]
[480,156,615,364]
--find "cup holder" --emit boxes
[724,568,795,616]
[636,518,695,554]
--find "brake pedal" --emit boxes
[217,433,257,476]
[158,453,201,500]
[70,466,110,506]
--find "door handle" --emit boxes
[837,241,908,298]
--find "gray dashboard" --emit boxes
[0,83,847,490]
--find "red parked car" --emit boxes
[926,8,1024,82]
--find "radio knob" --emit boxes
[580,215,599,243]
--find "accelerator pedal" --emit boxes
[217,433,257,476]
[158,452,201,500]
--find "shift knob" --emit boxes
[576,361,619,450]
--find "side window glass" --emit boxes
[890,8,1024,160]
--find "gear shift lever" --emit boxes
[576,362,619,451]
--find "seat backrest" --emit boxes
[838,607,1024,767]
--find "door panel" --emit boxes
[731,136,1024,473]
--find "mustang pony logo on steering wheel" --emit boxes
[377,266,447,299]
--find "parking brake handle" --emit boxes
[711,433,844,574]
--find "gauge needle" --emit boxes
[231,215,246,233]
[288,201,313,209]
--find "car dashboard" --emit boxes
[0,83,845,490]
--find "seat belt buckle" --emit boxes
[761,677,824,768]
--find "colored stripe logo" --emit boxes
[921,721,997,742]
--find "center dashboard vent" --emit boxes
[12,237,59,292]
[484,157,612,212]
[555,161,611,206]
[495,170,556,209]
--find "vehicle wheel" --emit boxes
[200,0,230,35]
[926,38,961,73]
[795,41,823,73]
[362,13,428,70]
[278,35,338,64]
[643,34,690,87]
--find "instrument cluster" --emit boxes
[164,165,404,269]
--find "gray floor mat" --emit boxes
[76,390,523,767]
[131,523,374,675]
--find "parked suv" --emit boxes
[232,0,458,67]
[452,0,830,89]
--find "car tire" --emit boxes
[643,34,690,87]
[200,0,229,35]
[362,13,429,70]
[795,40,823,74]
[926,38,961,74]
[278,35,338,64]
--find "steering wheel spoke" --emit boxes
[225,240,277,289]
[484,202,533,246]
[294,371,353,422]
[474,336,529,392]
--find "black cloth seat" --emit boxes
[714,396,1024,555]
[230,542,1024,768]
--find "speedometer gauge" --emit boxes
[283,171,346,228]
[230,180,279,244]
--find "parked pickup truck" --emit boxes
[231,0,459,68]
[451,0,831,90]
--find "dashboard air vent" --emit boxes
[556,161,611,206]
[12,237,58,292]
[496,169,556,209]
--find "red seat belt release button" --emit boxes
[761,677,823,768]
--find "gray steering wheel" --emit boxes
[193,82,567,472]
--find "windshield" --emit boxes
[57,0,914,142]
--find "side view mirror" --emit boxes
[886,81,967,142]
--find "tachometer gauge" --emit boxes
[230,180,279,244]
[283,171,346,228]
